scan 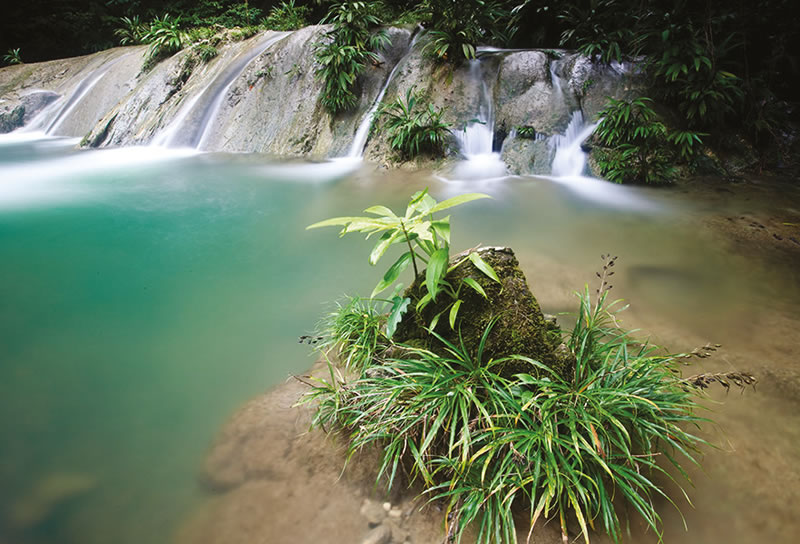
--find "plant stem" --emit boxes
[400,220,419,277]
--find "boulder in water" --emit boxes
[394,246,573,380]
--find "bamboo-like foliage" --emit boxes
[302,256,713,543]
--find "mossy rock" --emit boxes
[394,246,573,380]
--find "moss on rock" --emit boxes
[394,246,572,380]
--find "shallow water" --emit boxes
[1,137,798,544]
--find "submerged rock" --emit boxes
[180,366,446,544]
[8,472,96,529]
[394,246,572,380]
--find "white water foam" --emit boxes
[347,31,422,158]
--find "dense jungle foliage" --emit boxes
[1,0,796,174]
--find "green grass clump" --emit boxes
[303,256,711,543]
[261,0,310,31]
[316,296,387,372]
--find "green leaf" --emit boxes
[371,252,412,298]
[306,216,363,229]
[429,310,443,331]
[449,299,462,330]
[462,277,487,299]
[386,296,410,339]
[363,205,397,217]
[468,252,501,283]
[416,292,433,312]
[431,216,451,245]
[369,229,402,265]
[426,248,449,301]
[427,193,491,215]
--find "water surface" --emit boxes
[1,137,798,544]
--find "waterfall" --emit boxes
[551,111,597,177]
[347,31,421,158]
[21,54,131,135]
[152,32,288,149]
[450,58,506,180]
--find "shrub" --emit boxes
[422,0,515,63]
[377,88,452,158]
[558,0,634,64]
[228,25,260,41]
[193,43,219,63]
[315,1,389,115]
[3,48,22,65]
[593,96,676,184]
[315,42,377,113]
[643,21,743,129]
[302,253,722,543]
[261,0,310,31]
[142,14,184,64]
[114,16,148,46]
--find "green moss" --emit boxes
[395,247,571,380]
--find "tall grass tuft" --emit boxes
[304,257,715,543]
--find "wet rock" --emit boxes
[360,499,388,526]
[385,519,408,543]
[8,472,96,529]
[395,246,571,380]
[361,524,391,544]
[0,105,24,133]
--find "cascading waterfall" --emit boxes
[21,54,131,135]
[152,32,288,149]
[347,31,421,158]
[551,110,597,177]
[451,58,506,180]
[548,110,651,208]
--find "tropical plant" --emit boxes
[142,14,184,63]
[642,20,743,128]
[421,0,515,63]
[307,189,497,336]
[558,0,634,64]
[514,125,536,139]
[593,96,675,184]
[377,87,452,158]
[303,255,714,543]
[315,42,378,113]
[423,28,478,62]
[315,1,389,114]
[193,43,219,63]
[3,48,22,65]
[114,16,149,46]
[261,0,311,31]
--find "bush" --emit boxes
[114,16,148,46]
[193,43,219,63]
[557,0,634,64]
[593,97,676,184]
[422,0,515,63]
[261,0,310,31]
[3,48,22,65]
[377,87,452,158]
[315,2,389,115]
[642,20,743,129]
[142,14,184,65]
[303,253,720,543]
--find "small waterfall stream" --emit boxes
[21,54,131,135]
[551,110,597,177]
[347,31,421,158]
[152,32,288,149]
[451,58,506,180]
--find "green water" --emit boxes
[1,138,799,544]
